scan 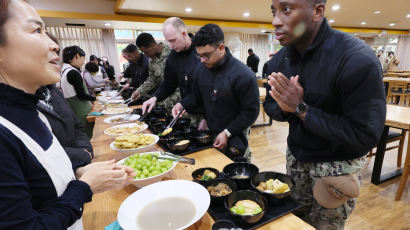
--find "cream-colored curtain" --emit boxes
[46,27,120,77]
[396,35,410,70]
[362,37,375,47]
[239,33,270,76]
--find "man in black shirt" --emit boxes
[142,17,205,127]
[122,44,149,89]
[264,0,386,229]
[172,24,259,160]
[262,53,274,79]
[246,48,260,74]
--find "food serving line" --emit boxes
[83,91,314,230]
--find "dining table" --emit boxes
[371,105,410,193]
[83,102,315,230]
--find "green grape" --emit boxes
[136,164,142,170]
[140,174,146,178]
[143,169,149,175]
[142,166,148,170]
[152,170,160,175]
[148,165,155,171]
[135,170,141,176]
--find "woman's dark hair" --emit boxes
[90,55,98,61]
[388,51,394,56]
[0,0,12,46]
[62,46,85,63]
[124,44,138,54]
[85,62,99,73]
[193,24,224,47]
[136,33,156,49]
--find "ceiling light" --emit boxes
[374,11,381,14]
[185,7,192,12]
[261,30,266,33]
[407,14,410,18]
[332,5,340,11]
[329,19,335,23]
[104,23,111,26]
[378,34,382,36]
[361,22,366,25]
[243,12,250,17]
[389,23,396,26]
[354,33,358,36]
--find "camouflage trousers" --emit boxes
[157,88,181,115]
[286,148,365,230]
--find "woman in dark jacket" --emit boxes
[36,85,93,166]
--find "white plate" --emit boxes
[104,123,148,136]
[102,107,131,115]
[103,114,141,124]
[110,134,159,151]
[116,152,178,187]
[117,180,210,230]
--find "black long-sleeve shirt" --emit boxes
[247,54,260,73]
[123,54,149,88]
[154,43,201,101]
[181,48,260,136]
[66,69,96,101]
[263,18,386,162]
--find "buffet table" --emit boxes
[83,103,314,230]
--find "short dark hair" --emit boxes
[62,46,85,63]
[85,62,99,73]
[311,0,326,4]
[136,33,156,48]
[124,44,138,54]
[248,48,253,53]
[388,51,394,56]
[90,55,98,61]
[193,24,224,47]
[0,0,11,46]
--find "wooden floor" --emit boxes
[249,116,410,230]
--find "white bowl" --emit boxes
[118,180,211,230]
[116,151,177,188]
[110,134,159,151]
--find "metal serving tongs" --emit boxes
[153,151,195,165]
[122,98,136,106]
[159,109,185,136]
[122,108,140,121]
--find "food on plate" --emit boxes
[106,103,123,108]
[175,140,189,146]
[207,183,232,196]
[256,179,290,193]
[110,117,126,123]
[230,200,263,215]
[105,125,144,135]
[197,169,217,181]
[122,153,173,179]
[161,127,173,136]
[104,107,128,114]
[114,134,155,149]
[231,174,249,179]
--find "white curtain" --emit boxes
[46,27,120,77]
[239,33,270,76]
[396,35,410,70]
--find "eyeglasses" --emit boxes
[196,47,218,61]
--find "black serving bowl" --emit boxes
[225,190,267,225]
[204,178,238,205]
[190,130,214,145]
[151,106,166,118]
[192,167,220,185]
[223,163,259,190]
[167,139,190,152]
[212,220,235,230]
[251,171,294,202]
[151,121,167,134]
[174,118,191,132]
[159,133,181,145]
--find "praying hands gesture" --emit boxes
[267,72,305,119]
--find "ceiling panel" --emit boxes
[118,0,410,30]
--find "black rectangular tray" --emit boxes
[208,197,302,230]
[147,127,215,156]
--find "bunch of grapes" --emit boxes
[123,153,173,179]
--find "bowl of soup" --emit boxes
[117,180,210,230]
[222,163,259,190]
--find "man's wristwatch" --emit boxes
[295,102,309,115]
[224,129,232,138]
